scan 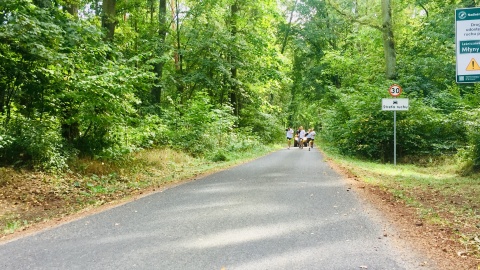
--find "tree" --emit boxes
[381,0,396,79]
[151,0,168,105]
[229,1,240,116]
[102,0,117,41]
[63,0,79,17]
[327,0,397,79]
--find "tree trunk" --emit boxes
[61,106,80,143]
[64,0,79,17]
[2,80,17,124]
[149,0,155,24]
[151,0,167,105]
[102,0,117,41]
[65,5,78,17]
[0,88,4,116]
[175,0,182,73]
[381,0,397,80]
[173,0,185,98]
[229,2,239,117]
[281,0,298,54]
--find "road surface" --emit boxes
[0,147,430,269]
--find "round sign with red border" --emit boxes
[388,84,402,97]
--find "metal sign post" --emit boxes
[394,110,396,165]
[382,85,408,165]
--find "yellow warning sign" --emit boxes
[466,58,480,71]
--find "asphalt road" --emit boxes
[0,147,429,270]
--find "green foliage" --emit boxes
[4,220,28,235]
[320,86,390,160]
[0,115,69,171]
[0,133,14,153]
[210,151,228,162]
[239,107,284,144]
[163,93,237,156]
[125,115,169,149]
[462,109,480,172]
[319,83,467,162]
[68,59,151,157]
[284,0,475,165]
[0,0,287,170]
[225,129,262,153]
[2,0,478,171]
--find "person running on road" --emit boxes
[286,127,293,149]
[305,129,312,149]
[308,128,316,151]
[298,126,306,149]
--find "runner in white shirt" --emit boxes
[308,129,316,151]
[305,129,312,150]
[286,127,293,149]
[298,126,306,149]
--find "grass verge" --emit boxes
[321,148,480,263]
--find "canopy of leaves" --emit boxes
[1,0,479,171]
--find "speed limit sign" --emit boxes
[388,84,402,97]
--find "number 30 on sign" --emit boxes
[388,84,402,97]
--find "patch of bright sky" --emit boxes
[78,3,98,19]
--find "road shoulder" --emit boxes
[325,157,477,270]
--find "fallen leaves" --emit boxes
[0,169,132,236]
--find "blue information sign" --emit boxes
[456,8,480,83]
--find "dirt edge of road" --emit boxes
[325,158,479,270]
[0,175,200,245]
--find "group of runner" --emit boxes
[285,126,316,151]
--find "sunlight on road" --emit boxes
[182,221,312,249]
[230,246,331,269]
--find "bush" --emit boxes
[239,106,284,144]
[210,151,228,162]
[461,109,480,172]
[225,129,261,152]
[1,116,69,171]
[163,93,238,157]
[320,86,467,162]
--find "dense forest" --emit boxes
[1,0,480,172]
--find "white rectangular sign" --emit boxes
[456,8,480,83]
[382,98,409,111]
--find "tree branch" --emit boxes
[281,0,298,54]
[418,3,428,18]
[326,0,382,31]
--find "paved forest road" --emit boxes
[0,148,430,270]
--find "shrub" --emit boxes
[461,109,480,172]
[210,151,228,162]
[163,93,238,157]
[1,116,69,171]
[320,86,467,162]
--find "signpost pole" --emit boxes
[394,110,396,166]
[385,84,404,166]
